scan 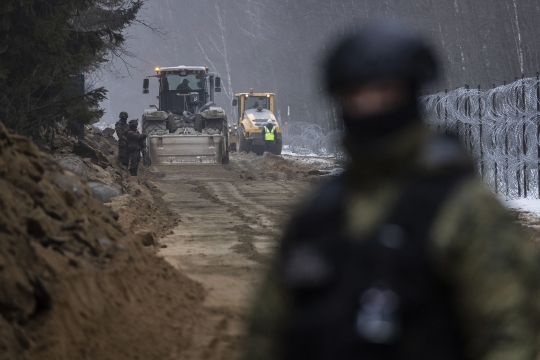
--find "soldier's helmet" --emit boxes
[128,119,139,128]
[119,111,129,119]
[324,21,438,95]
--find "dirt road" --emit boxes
[155,153,334,360]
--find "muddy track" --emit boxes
[153,155,322,360]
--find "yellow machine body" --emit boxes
[229,92,282,155]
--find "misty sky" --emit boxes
[97,0,540,130]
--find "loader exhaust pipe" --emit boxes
[198,101,214,113]
[208,72,217,103]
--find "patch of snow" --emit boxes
[281,154,338,168]
[281,145,333,158]
[323,168,345,176]
[281,149,320,157]
[500,198,540,216]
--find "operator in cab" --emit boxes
[176,79,192,92]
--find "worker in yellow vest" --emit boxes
[264,119,276,154]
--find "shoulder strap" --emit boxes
[289,176,348,241]
[386,170,471,236]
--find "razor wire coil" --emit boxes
[282,122,345,159]
[422,77,540,198]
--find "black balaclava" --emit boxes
[341,88,420,146]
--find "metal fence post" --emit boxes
[537,72,540,198]
[522,74,527,198]
[504,81,510,196]
[478,85,484,182]
[493,84,498,194]
[515,77,522,197]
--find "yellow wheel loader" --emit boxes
[141,66,229,165]
[230,91,282,155]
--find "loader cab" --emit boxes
[157,67,208,115]
[143,66,222,116]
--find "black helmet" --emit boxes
[128,119,138,127]
[119,111,129,118]
[324,21,438,95]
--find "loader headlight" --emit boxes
[155,67,160,73]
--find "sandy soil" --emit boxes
[5,119,538,360]
[155,152,332,360]
[152,152,540,360]
[0,122,206,360]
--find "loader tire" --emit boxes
[252,146,264,156]
[237,129,252,153]
[143,137,151,166]
[274,139,283,155]
[143,152,151,167]
[222,131,230,164]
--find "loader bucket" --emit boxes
[148,134,225,165]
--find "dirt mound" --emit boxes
[52,126,124,190]
[48,126,179,240]
[110,173,181,239]
[231,151,326,181]
[0,122,204,360]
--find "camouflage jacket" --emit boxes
[115,120,129,147]
[125,129,146,152]
[244,129,540,360]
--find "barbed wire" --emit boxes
[282,122,345,158]
[422,77,540,198]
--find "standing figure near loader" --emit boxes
[263,119,276,153]
[244,21,540,360]
[125,119,147,176]
[115,111,130,167]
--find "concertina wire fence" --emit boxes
[282,75,540,198]
[282,122,345,159]
[421,75,540,199]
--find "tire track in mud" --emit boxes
[153,156,337,360]
[188,181,278,263]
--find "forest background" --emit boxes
[99,0,540,130]
[2,0,539,136]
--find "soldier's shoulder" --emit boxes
[445,176,503,213]
[432,175,515,249]
[290,176,348,227]
[417,133,475,175]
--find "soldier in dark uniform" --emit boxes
[125,119,147,176]
[244,22,540,360]
[114,111,129,167]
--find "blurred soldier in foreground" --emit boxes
[264,119,276,153]
[244,22,540,360]
[125,119,147,176]
[115,111,129,167]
